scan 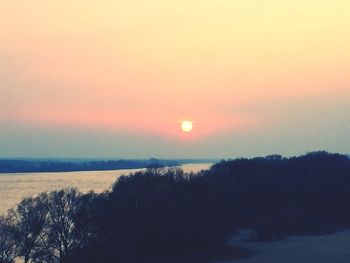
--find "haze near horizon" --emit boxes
[0,0,349,158]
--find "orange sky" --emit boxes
[0,0,349,157]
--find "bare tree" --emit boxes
[13,193,50,263]
[46,189,83,262]
[0,214,18,263]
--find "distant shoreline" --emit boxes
[0,159,216,174]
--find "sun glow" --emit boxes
[181,121,193,132]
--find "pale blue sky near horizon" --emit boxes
[0,117,349,159]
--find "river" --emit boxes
[0,163,212,215]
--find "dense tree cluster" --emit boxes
[1,151,350,262]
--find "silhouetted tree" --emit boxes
[0,215,18,263]
[5,152,350,263]
[12,193,49,263]
[45,189,83,262]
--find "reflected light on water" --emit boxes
[0,163,212,214]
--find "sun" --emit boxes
[181,121,193,132]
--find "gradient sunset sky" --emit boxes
[0,0,349,158]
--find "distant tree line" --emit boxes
[0,159,180,173]
[1,151,350,262]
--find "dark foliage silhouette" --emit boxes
[0,215,18,263]
[12,193,49,263]
[1,151,350,262]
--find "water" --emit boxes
[0,163,212,215]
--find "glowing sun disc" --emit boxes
[181,121,193,132]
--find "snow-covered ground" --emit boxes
[215,229,350,263]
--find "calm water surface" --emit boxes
[0,163,212,214]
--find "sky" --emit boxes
[0,0,349,158]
